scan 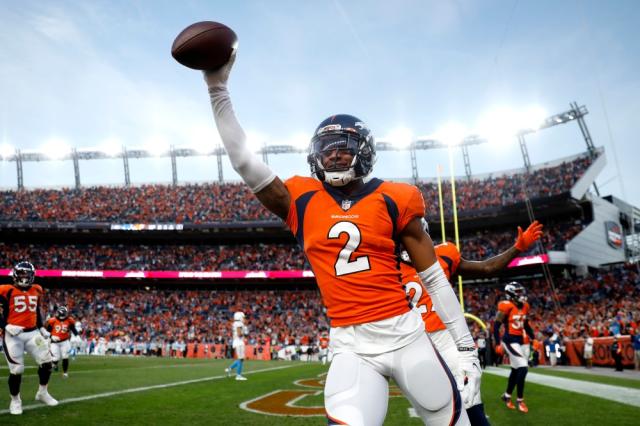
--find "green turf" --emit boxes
[0,356,638,425]
[517,366,640,389]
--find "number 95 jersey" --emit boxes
[285,175,425,327]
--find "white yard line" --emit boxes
[485,367,640,407]
[0,364,298,415]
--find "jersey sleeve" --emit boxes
[435,242,462,279]
[284,175,321,234]
[497,300,513,316]
[396,184,426,234]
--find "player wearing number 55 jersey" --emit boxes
[202,51,479,425]
[0,261,57,415]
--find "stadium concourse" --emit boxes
[1,150,639,369]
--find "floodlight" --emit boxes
[434,122,467,146]
[143,136,170,156]
[518,106,547,131]
[0,143,14,159]
[385,127,414,149]
[97,138,124,157]
[185,125,219,154]
[40,138,71,160]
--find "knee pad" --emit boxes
[8,363,24,375]
[40,361,53,372]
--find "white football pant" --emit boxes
[51,340,72,362]
[325,332,469,426]
[2,329,52,374]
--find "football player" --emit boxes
[202,52,478,425]
[401,220,543,426]
[318,331,330,365]
[45,305,79,378]
[225,311,248,380]
[493,282,535,413]
[0,261,58,415]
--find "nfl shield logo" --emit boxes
[341,199,352,211]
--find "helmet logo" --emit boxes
[317,124,342,135]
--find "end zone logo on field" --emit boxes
[240,373,402,417]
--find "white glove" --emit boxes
[458,349,482,409]
[39,327,51,338]
[5,324,24,336]
[51,335,61,343]
[203,49,237,88]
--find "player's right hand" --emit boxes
[51,335,61,343]
[203,49,237,89]
[5,324,24,336]
[515,220,543,252]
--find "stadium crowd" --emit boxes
[44,288,327,357]
[0,154,594,223]
[0,219,583,271]
[33,263,638,358]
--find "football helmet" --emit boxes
[399,218,430,264]
[307,114,376,186]
[233,311,245,321]
[504,281,527,305]
[56,306,69,320]
[12,261,35,288]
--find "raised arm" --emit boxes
[458,221,543,277]
[204,52,290,220]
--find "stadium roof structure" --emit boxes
[0,102,597,190]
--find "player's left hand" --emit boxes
[458,349,482,409]
[515,220,543,252]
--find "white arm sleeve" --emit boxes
[208,86,276,193]
[418,262,474,348]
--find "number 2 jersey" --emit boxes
[285,175,425,327]
[400,242,461,333]
[0,283,44,330]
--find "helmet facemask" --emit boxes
[307,115,376,187]
[56,306,69,320]
[12,262,35,288]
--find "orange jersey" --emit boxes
[401,242,461,333]
[285,176,425,327]
[0,283,44,329]
[497,300,531,336]
[45,317,76,341]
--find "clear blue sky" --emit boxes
[0,0,638,207]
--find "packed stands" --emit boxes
[0,219,583,271]
[0,154,594,223]
[36,264,638,357]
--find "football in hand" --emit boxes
[171,21,237,70]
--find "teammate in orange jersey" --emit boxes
[318,331,330,365]
[494,282,535,413]
[200,52,478,425]
[0,261,58,415]
[45,306,79,378]
[401,220,543,425]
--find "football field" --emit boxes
[0,356,638,425]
